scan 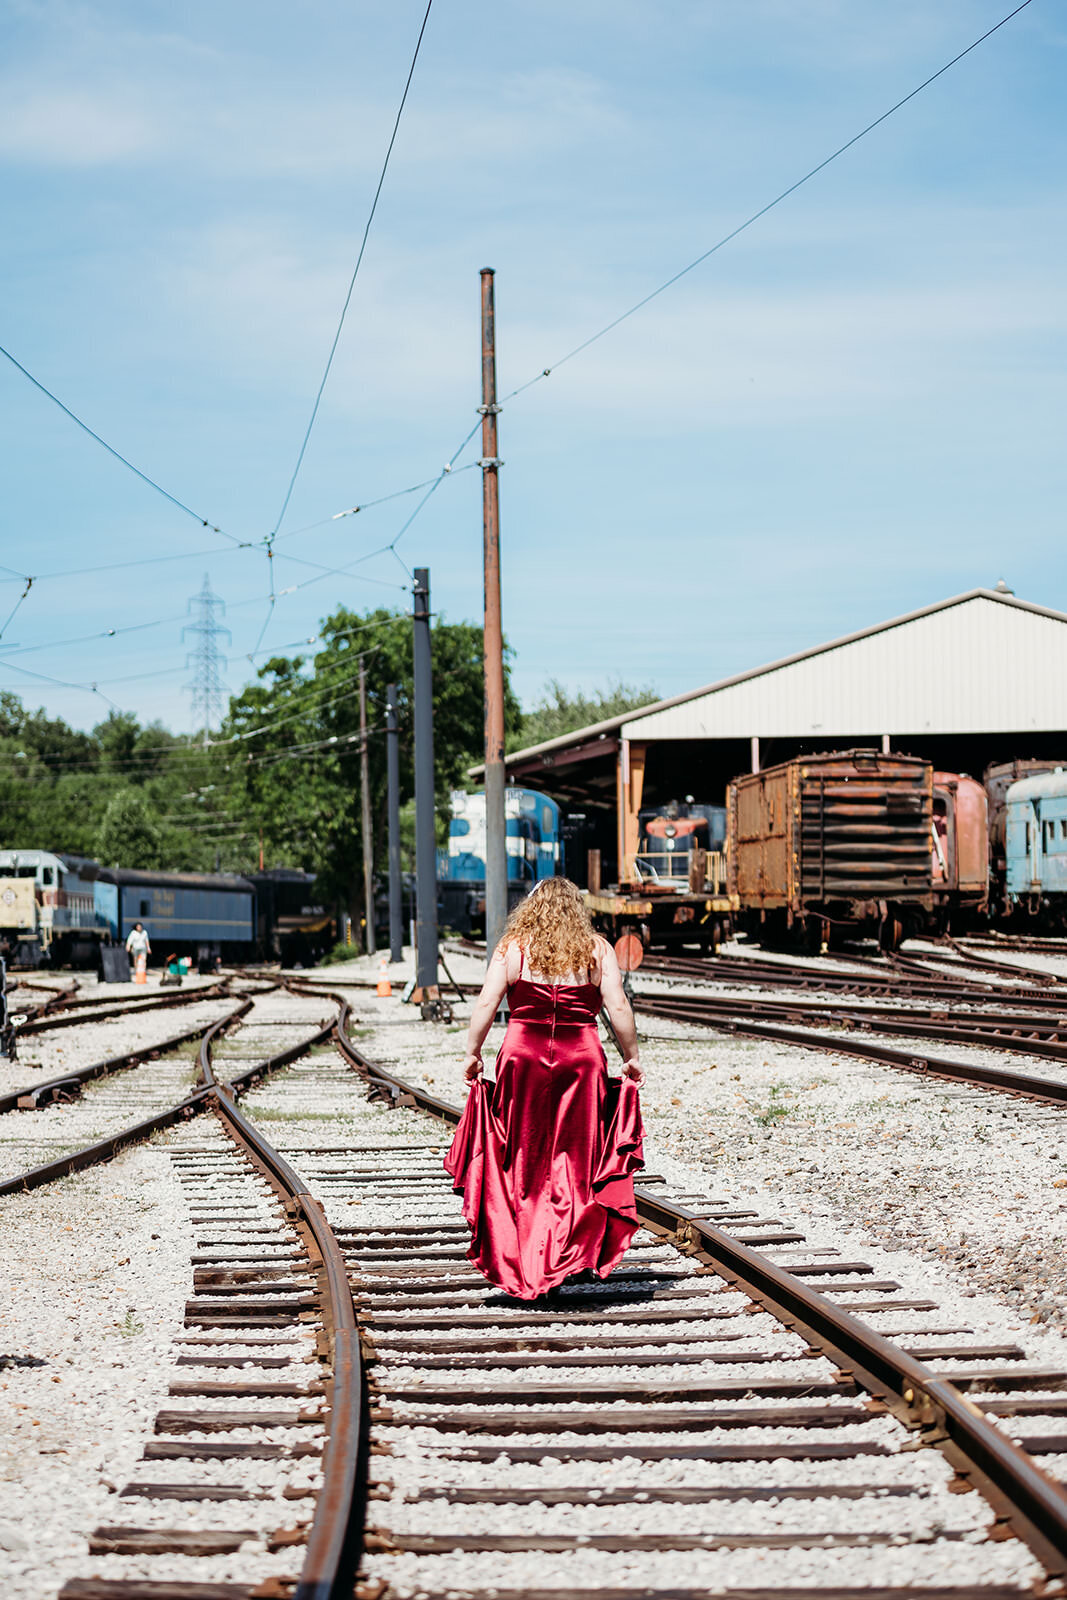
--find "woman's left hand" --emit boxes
[463,1052,484,1083]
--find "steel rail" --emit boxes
[634,994,1067,1108]
[642,949,1067,1012]
[635,987,1067,1060]
[2,979,366,1596]
[198,1005,367,1600]
[327,1001,1067,1580]
[15,978,229,1038]
[939,933,1066,985]
[0,994,254,1191]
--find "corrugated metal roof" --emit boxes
[480,588,1067,772]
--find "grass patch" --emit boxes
[753,1084,798,1127]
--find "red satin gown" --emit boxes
[444,957,645,1301]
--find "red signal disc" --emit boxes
[614,933,645,972]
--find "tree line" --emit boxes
[0,600,654,916]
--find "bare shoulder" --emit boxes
[591,933,613,977]
[494,939,521,981]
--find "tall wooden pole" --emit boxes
[359,654,376,956]
[480,267,508,958]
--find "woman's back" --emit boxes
[505,939,604,1025]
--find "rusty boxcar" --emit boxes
[727,750,937,950]
[932,771,988,925]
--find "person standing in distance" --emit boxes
[125,921,151,985]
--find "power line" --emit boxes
[499,0,1036,403]
[0,341,242,544]
[268,0,435,538]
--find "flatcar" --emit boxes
[1001,768,1067,928]
[437,787,562,935]
[727,749,987,950]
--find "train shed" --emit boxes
[490,586,1067,883]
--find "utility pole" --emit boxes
[480,267,508,958]
[412,569,439,1001]
[359,655,376,956]
[385,682,403,963]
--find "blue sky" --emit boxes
[1,0,1063,732]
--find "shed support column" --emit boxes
[750,735,760,773]
[616,739,646,884]
[881,733,891,754]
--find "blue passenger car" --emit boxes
[438,788,562,934]
[95,867,256,956]
[1003,769,1067,927]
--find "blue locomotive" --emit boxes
[438,787,562,934]
[1002,768,1067,928]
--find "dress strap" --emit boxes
[518,947,525,979]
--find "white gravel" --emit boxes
[0,1142,191,1599]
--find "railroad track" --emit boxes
[640,948,1067,1009]
[302,996,1067,1597]
[960,935,1067,959]
[12,974,1067,1595]
[11,976,231,1042]
[0,983,276,1187]
[56,980,361,1600]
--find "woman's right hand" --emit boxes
[622,1058,644,1086]
[462,1052,484,1083]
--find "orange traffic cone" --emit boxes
[376,957,392,998]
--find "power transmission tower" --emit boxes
[183,575,231,744]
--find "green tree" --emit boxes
[95,789,165,869]
[219,604,522,916]
[519,679,659,748]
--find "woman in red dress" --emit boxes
[444,878,645,1302]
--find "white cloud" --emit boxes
[0,88,156,164]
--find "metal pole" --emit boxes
[480,266,508,958]
[359,655,376,957]
[412,568,439,996]
[386,682,403,963]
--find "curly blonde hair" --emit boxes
[499,877,597,979]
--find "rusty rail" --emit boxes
[327,1000,1067,1581]
[633,992,1067,1108]
[199,1003,367,1600]
[15,977,229,1038]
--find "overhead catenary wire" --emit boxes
[3,1,1032,727]
[267,0,435,540]
[498,0,1036,404]
[0,342,242,545]
[13,620,404,767]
